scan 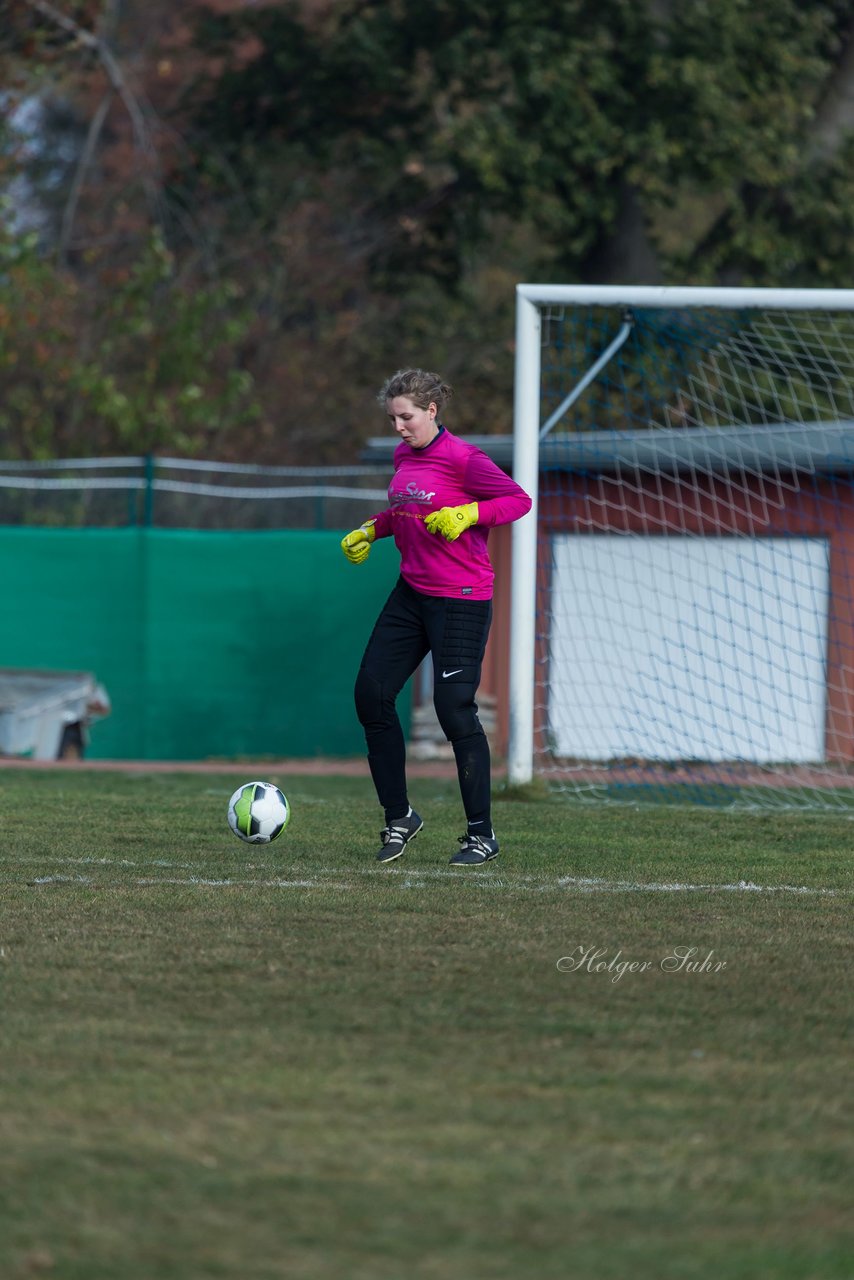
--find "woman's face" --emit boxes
[386,396,438,449]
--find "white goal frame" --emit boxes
[508,284,854,786]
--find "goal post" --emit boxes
[508,290,542,786]
[508,284,854,808]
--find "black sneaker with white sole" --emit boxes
[376,808,423,863]
[449,832,500,865]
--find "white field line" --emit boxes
[27,873,334,889]
[21,860,849,896]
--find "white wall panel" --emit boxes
[548,536,830,762]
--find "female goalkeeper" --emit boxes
[341,368,531,866]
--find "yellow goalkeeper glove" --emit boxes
[424,502,479,543]
[340,520,376,564]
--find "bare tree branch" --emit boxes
[22,0,165,229]
[58,87,112,263]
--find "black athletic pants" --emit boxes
[355,577,494,831]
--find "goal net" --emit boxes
[508,285,854,809]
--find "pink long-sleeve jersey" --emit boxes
[367,428,532,600]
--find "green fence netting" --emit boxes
[0,527,405,760]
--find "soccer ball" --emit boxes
[227,781,290,844]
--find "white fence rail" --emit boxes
[0,457,390,529]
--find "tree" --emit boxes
[0,0,260,461]
[191,0,854,288]
[0,220,258,459]
[5,1,854,464]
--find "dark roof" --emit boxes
[363,421,854,475]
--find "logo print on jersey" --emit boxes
[390,481,436,506]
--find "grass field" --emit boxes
[2,766,852,1280]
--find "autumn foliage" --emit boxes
[2,0,854,462]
